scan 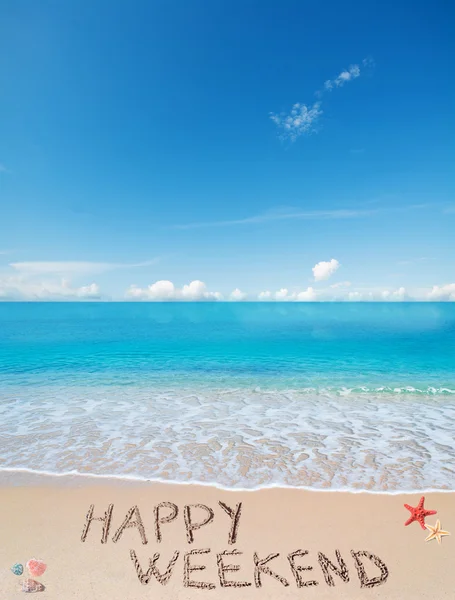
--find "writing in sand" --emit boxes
[81,501,390,590]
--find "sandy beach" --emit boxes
[0,474,454,599]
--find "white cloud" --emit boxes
[257,287,317,302]
[381,287,407,301]
[330,280,351,289]
[229,288,247,301]
[270,58,372,142]
[312,258,340,281]
[296,287,317,301]
[346,291,377,302]
[347,291,363,301]
[127,280,175,300]
[344,288,409,302]
[427,284,455,301]
[258,291,272,301]
[10,259,158,277]
[125,280,223,302]
[0,276,101,300]
[275,288,290,300]
[324,64,361,91]
[182,280,223,301]
[269,102,323,142]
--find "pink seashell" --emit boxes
[21,578,45,593]
[26,559,47,577]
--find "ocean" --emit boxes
[0,302,454,491]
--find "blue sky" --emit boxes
[0,0,454,301]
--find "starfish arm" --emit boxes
[417,516,427,530]
[424,509,437,516]
[417,496,425,509]
[404,516,415,526]
[425,531,435,542]
[404,504,413,512]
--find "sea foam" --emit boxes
[1,385,454,491]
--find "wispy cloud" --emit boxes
[270,58,373,142]
[323,64,360,91]
[0,164,9,173]
[171,201,440,231]
[172,208,378,230]
[269,102,323,142]
[396,257,429,266]
[9,259,159,277]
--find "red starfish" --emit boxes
[404,496,437,529]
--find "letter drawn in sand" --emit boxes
[351,550,389,588]
[287,550,318,588]
[216,550,251,588]
[218,501,242,544]
[112,506,148,545]
[81,504,114,544]
[183,549,215,590]
[253,553,289,588]
[184,504,214,544]
[318,549,349,586]
[130,549,180,585]
[154,502,179,543]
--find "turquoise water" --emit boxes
[1,302,454,389]
[0,302,454,490]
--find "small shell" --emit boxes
[11,562,24,576]
[26,559,47,577]
[21,578,45,593]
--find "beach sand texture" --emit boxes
[0,476,454,599]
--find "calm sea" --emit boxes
[0,302,454,491]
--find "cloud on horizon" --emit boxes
[427,283,455,301]
[0,276,101,301]
[1,277,455,302]
[258,287,317,301]
[126,280,224,301]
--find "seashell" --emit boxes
[11,563,24,575]
[26,559,47,577]
[21,578,45,593]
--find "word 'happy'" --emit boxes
[81,501,389,590]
